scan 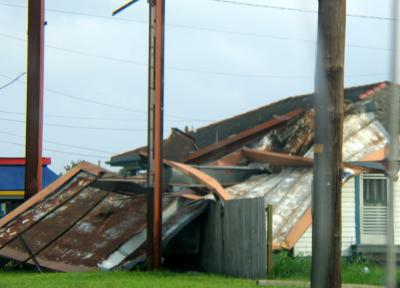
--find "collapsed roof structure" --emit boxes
[108,81,395,249]
[0,81,396,274]
[0,163,213,272]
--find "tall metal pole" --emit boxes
[112,0,165,270]
[25,0,45,199]
[386,1,399,287]
[147,0,165,270]
[311,1,346,287]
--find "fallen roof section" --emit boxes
[0,163,208,272]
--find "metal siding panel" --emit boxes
[200,198,266,278]
[200,201,224,274]
[223,198,266,278]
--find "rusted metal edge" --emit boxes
[165,160,232,201]
[242,148,313,166]
[184,108,304,164]
[358,82,387,100]
[0,161,106,228]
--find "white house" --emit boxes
[295,171,400,256]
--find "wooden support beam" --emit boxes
[185,109,304,164]
[25,0,45,200]
[311,0,346,287]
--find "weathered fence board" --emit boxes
[201,197,266,278]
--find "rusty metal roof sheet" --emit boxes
[0,165,207,272]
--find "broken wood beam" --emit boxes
[185,109,304,164]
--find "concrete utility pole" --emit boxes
[112,0,165,270]
[25,0,45,199]
[311,0,346,287]
[386,1,399,287]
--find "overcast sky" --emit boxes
[0,0,393,173]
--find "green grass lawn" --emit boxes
[272,252,389,286]
[0,271,267,288]
[0,253,392,288]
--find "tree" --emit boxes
[64,160,84,173]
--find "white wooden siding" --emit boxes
[394,178,400,245]
[294,178,356,256]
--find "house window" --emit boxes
[362,176,387,206]
[359,173,388,244]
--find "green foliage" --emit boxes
[342,261,385,285]
[118,167,131,177]
[63,160,84,173]
[271,250,395,286]
[272,251,311,280]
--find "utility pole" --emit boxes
[25,0,45,199]
[146,0,165,270]
[311,0,346,287]
[386,1,399,287]
[112,0,165,270]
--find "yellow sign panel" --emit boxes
[0,191,24,197]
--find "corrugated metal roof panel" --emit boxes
[227,111,389,247]
[0,168,207,272]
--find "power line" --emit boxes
[0,0,395,21]
[0,34,319,79]
[0,32,147,65]
[166,23,390,52]
[0,4,391,51]
[0,139,109,159]
[0,35,390,81]
[0,109,211,122]
[0,116,148,132]
[0,2,147,23]
[208,0,396,21]
[0,72,25,90]
[0,130,116,154]
[0,73,214,122]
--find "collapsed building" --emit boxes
[0,81,398,277]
